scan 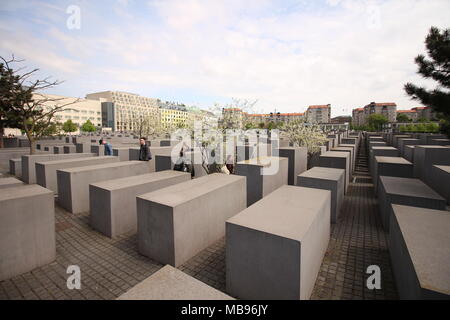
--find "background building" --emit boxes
[86,91,160,132]
[306,104,331,123]
[36,94,102,133]
[396,109,418,121]
[363,102,397,123]
[352,108,365,126]
[159,104,188,129]
[352,102,397,126]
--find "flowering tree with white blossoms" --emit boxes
[281,120,328,157]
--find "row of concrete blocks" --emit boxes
[368,139,450,204]
[103,154,351,299]
[119,171,333,300]
[364,134,450,299]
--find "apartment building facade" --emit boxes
[86,91,160,132]
[36,94,102,133]
[364,102,397,123]
[352,108,365,126]
[305,104,331,124]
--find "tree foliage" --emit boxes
[396,113,411,123]
[62,119,78,134]
[404,26,450,137]
[80,119,96,133]
[281,120,328,155]
[367,114,388,131]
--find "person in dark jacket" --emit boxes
[139,137,152,161]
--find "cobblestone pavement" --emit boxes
[0,138,397,300]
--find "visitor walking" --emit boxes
[138,137,152,161]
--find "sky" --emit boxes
[1,0,449,117]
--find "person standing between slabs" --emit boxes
[139,137,152,161]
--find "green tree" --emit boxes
[367,114,388,131]
[62,119,78,135]
[0,58,22,148]
[396,113,410,123]
[81,119,96,133]
[404,27,450,137]
[416,117,429,123]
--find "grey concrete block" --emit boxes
[57,161,150,214]
[0,184,55,281]
[389,205,450,299]
[117,265,234,300]
[36,156,119,193]
[318,151,350,193]
[90,171,191,238]
[113,148,130,161]
[429,139,450,146]
[91,145,105,156]
[369,146,399,174]
[137,174,246,267]
[404,145,415,163]
[75,142,91,153]
[297,167,345,223]
[63,145,77,154]
[235,156,289,206]
[393,135,412,148]
[21,153,95,184]
[278,147,307,185]
[413,146,450,186]
[130,146,172,172]
[226,185,330,300]
[377,176,446,232]
[397,138,420,157]
[0,177,24,189]
[425,134,446,144]
[331,147,354,173]
[9,158,22,178]
[429,165,450,205]
[373,156,413,193]
[52,146,64,154]
[341,138,357,145]
[236,145,255,162]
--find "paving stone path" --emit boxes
[0,137,397,300]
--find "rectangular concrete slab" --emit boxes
[117,265,234,300]
[0,184,55,281]
[377,176,446,231]
[21,153,94,184]
[404,145,415,163]
[0,177,24,189]
[137,174,246,267]
[226,185,330,300]
[413,146,450,186]
[90,170,191,238]
[36,156,119,193]
[389,205,450,299]
[278,147,307,186]
[9,158,21,178]
[318,151,350,193]
[297,167,345,223]
[397,138,420,157]
[429,165,450,205]
[373,156,413,193]
[235,156,289,206]
[57,161,150,214]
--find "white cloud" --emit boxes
[2,0,449,115]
